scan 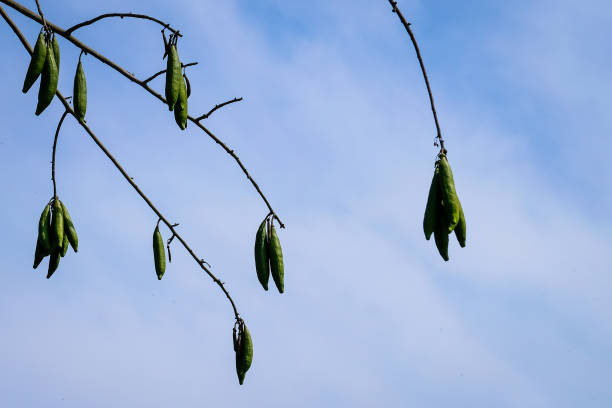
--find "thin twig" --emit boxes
[51,110,69,198]
[65,12,182,37]
[142,61,198,84]
[196,97,244,121]
[33,0,47,32]
[0,0,285,228]
[0,4,241,321]
[388,0,446,154]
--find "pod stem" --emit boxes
[51,109,70,199]
[387,0,447,156]
[0,5,241,321]
[0,0,285,228]
[65,12,182,37]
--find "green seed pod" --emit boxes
[454,202,466,248]
[35,44,59,116]
[254,219,270,291]
[38,203,52,252]
[60,234,69,257]
[423,166,440,240]
[165,45,181,111]
[268,224,284,293]
[433,201,449,261]
[52,34,60,73]
[438,156,461,233]
[60,201,78,252]
[235,324,253,385]
[51,199,64,251]
[173,75,188,130]
[47,249,61,279]
[73,60,87,122]
[33,238,49,269]
[22,31,47,93]
[153,225,166,280]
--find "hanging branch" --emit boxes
[388,0,446,154]
[0,4,241,321]
[196,97,244,121]
[0,0,285,228]
[51,109,69,198]
[65,12,182,37]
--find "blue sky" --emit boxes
[1,0,611,406]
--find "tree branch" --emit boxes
[65,12,182,37]
[0,4,241,321]
[388,0,446,154]
[0,0,285,228]
[196,97,244,121]
[51,110,69,198]
[142,61,198,84]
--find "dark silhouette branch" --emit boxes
[388,0,446,154]
[0,4,241,321]
[65,12,182,37]
[142,61,198,84]
[0,0,285,228]
[51,110,69,198]
[196,97,244,121]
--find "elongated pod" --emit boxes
[433,201,449,261]
[423,166,440,240]
[33,238,49,269]
[73,61,87,122]
[438,156,461,233]
[454,202,466,248]
[22,31,47,93]
[38,203,52,252]
[51,199,64,251]
[268,224,284,293]
[254,219,270,290]
[35,44,58,116]
[60,201,79,252]
[153,226,166,280]
[235,325,253,385]
[173,75,188,130]
[165,45,181,111]
[47,250,61,279]
[52,34,60,73]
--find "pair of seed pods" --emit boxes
[233,320,253,385]
[254,216,284,293]
[34,198,79,278]
[165,43,188,130]
[423,155,466,261]
[22,29,88,121]
[22,30,59,115]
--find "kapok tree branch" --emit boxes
[196,97,244,121]
[65,12,182,37]
[51,110,69,198]
[0,0,285,228]
[142,61,198,84]
[0,4,241,321]
[388,0,446,154]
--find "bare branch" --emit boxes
[142,61,198,84]
[65,12,182,37]
[0,0,285,228]
[0,4,241,321]
[388,0,446,154]
[196,97,244,121]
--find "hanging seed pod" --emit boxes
[184,74,191,98]
[22,31,47,93]
[165,44,181,111]
[38,203,52,252]
[437,156,461,233]
[235,322,253,385]
[433,202,449,261]
[454,203,466,248]
[423,166,440,240]
[47,250,61,279]
[60,235,69,257]
[51,199,64,251]
[33,238,49,269]
[153,225,166,280]
[35,44,59,116]
[52,34,60,74]
[60,201,79,252]
[268,223,284,293]
[173,74,188,130]
[73,60,87,122]
[254,219,270,291]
